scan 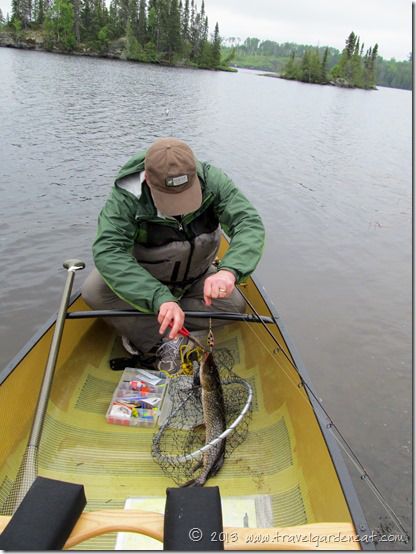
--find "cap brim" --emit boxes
[150,174,202,216]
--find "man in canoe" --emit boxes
[82,137,265,371]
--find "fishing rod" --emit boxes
[66,309,274,324]
[236,285,410,544]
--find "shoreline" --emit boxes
[0,32,237,72]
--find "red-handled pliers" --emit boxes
[168,322,207,351]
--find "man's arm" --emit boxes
[205,164,266,282]
[92,186,178,314]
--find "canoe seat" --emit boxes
[0,477,86,550]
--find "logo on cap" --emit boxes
[165,175,189,187]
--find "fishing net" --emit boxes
[151,348,253,486]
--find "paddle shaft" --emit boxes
[29,261,84,447]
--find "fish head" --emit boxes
[199,352,221,391]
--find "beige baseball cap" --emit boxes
[144,137,202,216]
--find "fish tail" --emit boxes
[208,444,225,477]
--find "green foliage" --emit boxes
[44,0,76,50]
[221,35,410,90]
[125,20,146,59]
[330,33,378,89]
[377,58,412,89]
[211,21,220,67]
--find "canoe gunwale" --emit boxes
[0,291,82,387]
[251,281,374,550]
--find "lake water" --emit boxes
[0,48,412,546]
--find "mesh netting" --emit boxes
[2,445,38,515]
[151,349,252,486]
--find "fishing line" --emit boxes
[236,285,410,543]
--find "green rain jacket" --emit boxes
[93,150,265,314]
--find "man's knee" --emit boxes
[81,269,106,309]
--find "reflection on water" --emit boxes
[0,48,411,546]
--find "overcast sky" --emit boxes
[0,0,412,60]
[203,0,412,60]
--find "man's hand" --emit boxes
[158,301,185,339]
[203,269,236,306]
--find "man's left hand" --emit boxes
[203,270,236,306]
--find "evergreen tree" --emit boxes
[167,0,181,60]
[320,46,328,82]
[345,31,356,58]
[351,36,363,86]
[0,7,4,23]
[181,0,188,41]
[147,0,159,47]
[11,0,22,25]
[128,0,139,38]
[33,0,45,24]
[125,15,145,59]
[282,50,297,79]
[108,0,124,39]
[72,0,80,42]
[211,20,220,67]
[137,0,146,45]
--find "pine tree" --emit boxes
[320,46,328,82]
[33,0,45,24]
[345,31,356,58]
[72,0,80,42]
[351,36,363,86]
[167,0,181,60]
[181,0,188,41]
[137,0,146,45]
[211,20,221,67]
[147,0,159,47]
[108,0,124,39]
[0,7,4,23]
[128,0,139,38]
[282,50,297,79]
[368,43,378,88]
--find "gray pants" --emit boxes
[81,265,246,352]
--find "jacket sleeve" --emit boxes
[205,164,265,282]
[92,186,178,313]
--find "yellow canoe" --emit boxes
[0,243,371,550]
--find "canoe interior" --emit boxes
[0,274,354,549]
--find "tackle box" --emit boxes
[106,367,168,427]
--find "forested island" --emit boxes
[223,34,412,90]
[0,0,231,69]
[281,32,379,89]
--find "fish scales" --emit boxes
[185,351,226,486]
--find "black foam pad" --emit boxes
[0,476,86,550]
[163,487,224,551]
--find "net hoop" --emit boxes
[152,377,253,465]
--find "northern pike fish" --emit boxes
[184,351,226,486]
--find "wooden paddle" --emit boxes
[0,510,360,550]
